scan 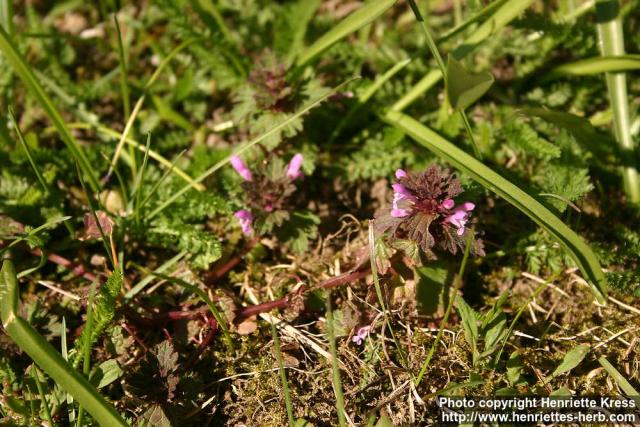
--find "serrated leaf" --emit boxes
[72,268,122,366]
[446,56,494,111]
[552,345,590,377]
[519,108,612,154]
[155,341,178,377]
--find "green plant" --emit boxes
[0,260,127,426]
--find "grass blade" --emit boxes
[453,0,534,58]
[368,221,408,368]
[138,270,233,347]
[0,26,100,192]
[595,0,640,203]
[149,77,359,219]
[325,290,347,427]
[68,122,204,191]
[546,55,640,78]
[113,14,131,119]
[269,319,295,427]
[295,0,397,68]
[9,108,48,193]
[415,233,473,386]
[598,356,640,405]
[124,250,187,300]
[107,39,193,179]
[0,260,127,426]
[0,0,14,37]
[390,69,441,112]
[392,0,531,113]
[383,110,607,303]
[31,365,55,427]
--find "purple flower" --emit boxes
[391,183,414,218]
[287,153,304,180]
[441,198,455,210]
[375,165,484,259]
[230,155,253,181]
[234,209,253,235]
[446,202,475,236]
[351,325,371,345]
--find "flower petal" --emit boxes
[234,210,253,235]
[287,153,304,180]
[395,169,408,179]
[441,199,455,210]
[462,202,475,211]
[230,155,253,181]
[391,208,410,218]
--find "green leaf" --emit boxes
[455,295,479,356]
[550,387,572,397]
[446,56,494,111]
[383,111,607,303]
[598,357,640,405]
[149,77,359,219]
[295,0,397,67]
[453,0,534,57]
[546,55,640,78]
[375,414,394,427]
[0,26,100,192]
[0,260,127,426]
[415,261,452,316]
[552,345,590,377]
[519,108,615,160]
[506,351,524,386]
[72,268,123,366]
[274,0,322,63]
[90,359,123,389]
[594,0,640,203]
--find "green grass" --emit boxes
[0,1,639,425]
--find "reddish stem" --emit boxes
[236,268,370,321]
[185,317,219,369]
[204,239,257,284]
[31,248,98,282]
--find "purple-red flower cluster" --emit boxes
[377,165,484,259]
[230,154,304,235]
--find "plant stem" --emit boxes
[368,221,409,368]
[325,290,347,427]
[415,232,473,387]
[406,0,482,158]
[270,318,295,427]
[595,0,640,203]
[32,365,55,427]
[237,269,370,321]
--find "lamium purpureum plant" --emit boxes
[231,153,305,237]
[376,165,484,260]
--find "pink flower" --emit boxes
[441,198,455,210]
[395,169,408,179]
[230,155,253,181]
[446,202,475,236]
[391,180,415,218]
[287,153,304,180]
[234,210,253,235]
[352,325,371,345]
